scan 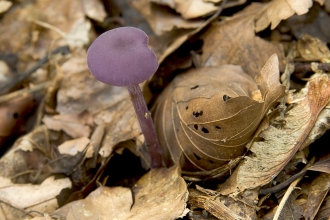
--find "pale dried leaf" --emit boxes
[0,176,71,209]
[58,137,91,156]
[247,0,313,32]
[42,113,92,138]
[81,0,107,22]
[219,74,330,195]
[129,0,203,35]
[172,0,218,19]
[0,1,12,14]
[53,166,188,220]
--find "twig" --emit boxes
[0,80,52,104]
[273,158,314,220]
[259,170,306,195]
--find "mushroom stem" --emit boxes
[127,84,163,168]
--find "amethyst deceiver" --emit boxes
[87,27,163,168]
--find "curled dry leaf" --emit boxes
[219,74,330,195]
[53,166,188,220]
[155,54,285,175]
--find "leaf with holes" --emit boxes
[154,54,285,177]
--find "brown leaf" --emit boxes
[308,156,330,174]
[81,0,107,22]
[42,112,93,138]
[297,34,330,62]
[250,0,313,32]
[0,94,36,139]
[0,176,71,211]
[263,190,303,220]
[0,1,12,14]
[152,0,218,19]
[199,13,284,77]
[129,0,203,36]
[155,55,285,174]
[219,74,330,195]
[303,173,330,219]
[53,166,188,220]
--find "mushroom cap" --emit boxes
[87,27,158,86]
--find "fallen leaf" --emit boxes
[58,137,91,156]
[53,166,188,220]
[0,94,36,146]
[0,176,71,211]
[164,0,219,19]
[42,112,93,138]
[263,190,302,220]
[81,0,107,22]
[250,0,313,32]
[0,1,12,14]
[199,12,285,77]
[155,54,285,174]
[315,194,330,219]
[129,0,203,35]
[297,34,330,62]
[303,173,330,219]
[286,3,330,43]
[219,74,330,195]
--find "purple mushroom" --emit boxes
[87,27,163,168]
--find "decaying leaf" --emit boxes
[0,94,36,145]
[263,189,303,220]
[53,166,188,220]
[155,54,285,175]
[297,34,330,62]
[152,0,218,19]
[0,1,12,14]
[219,74,330,195]
[55,53,143,158]
[129,0,203,36]
[199,11,284,77]
[81,0,107,23]
[303,173,330,219]
[0,176,71,212]
[244,0,313,32]
[42,112,93,138]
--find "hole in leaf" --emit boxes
[192,111,203,117]
[209,160,214,164]
[223,95,231,101]
[186,106,188,110]
[13,113,19,119]
[190,85,199,90]
[194,124,198,130]
[215,126,221,130]
[201,127,209,133]
[193,153,201,160]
